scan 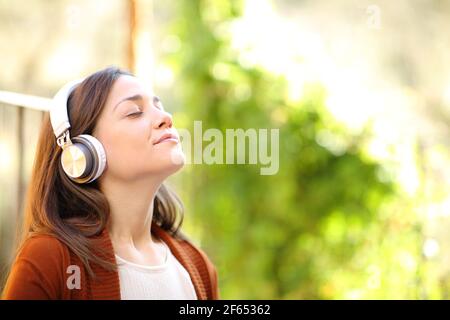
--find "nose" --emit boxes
[153,109,173,129]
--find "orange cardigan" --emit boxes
[2,222,219,300]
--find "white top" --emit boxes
[115,240,198,300]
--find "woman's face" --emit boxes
[93,75,185,182]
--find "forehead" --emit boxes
[107,75,154,106]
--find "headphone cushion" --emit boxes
[76,134,107,183]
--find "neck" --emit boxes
[100,174,164,249]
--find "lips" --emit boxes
[153,132,179,145]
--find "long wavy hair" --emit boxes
[11,66,185,278]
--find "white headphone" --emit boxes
[49,79,107,184]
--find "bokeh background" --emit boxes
[1,0,450,299]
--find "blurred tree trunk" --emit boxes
[127,0,137,72]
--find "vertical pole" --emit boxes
[16,107,24,223]
[127,0,138,73]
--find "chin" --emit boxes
[169,146,186,167]
[157,149,185,176]
[156,161,184,179]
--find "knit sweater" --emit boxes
[2,221,219,300]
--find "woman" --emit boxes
[2,67,219,300]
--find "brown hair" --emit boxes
[13,66,185,278]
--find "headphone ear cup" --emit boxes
[76,134,107,183]
[60,142,93,182]
[61,134,106,184]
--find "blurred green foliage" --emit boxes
[162,0,419,299]
[1,0,449,300]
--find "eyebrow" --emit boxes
[113,94,163,112]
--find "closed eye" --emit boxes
[127,111,143,118]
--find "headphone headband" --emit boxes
[49,77,107,184]
[50,78,84,138]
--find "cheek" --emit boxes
[102,123,154,167]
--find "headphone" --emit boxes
[49,79,107,184]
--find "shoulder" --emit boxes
[18,234,69,260]
[177,235,220,299]
[3,234,71,299]
[16,234,71,272]
[152,223,220,299]
[173,230,216,267]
